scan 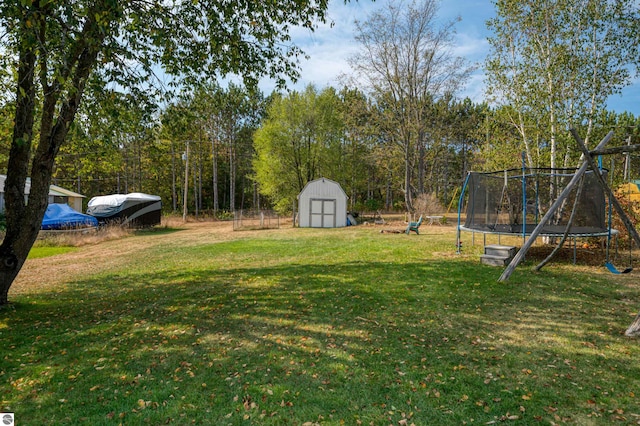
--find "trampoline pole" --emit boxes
[456,172,471,254]
[522,152,527,245]
[535,180,539,224]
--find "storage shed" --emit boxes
[297,178,348,228]
[0,174,86,213]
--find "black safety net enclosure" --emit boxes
[461,168,609,236]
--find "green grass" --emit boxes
[27,246,77,259]
[2,226,640,425]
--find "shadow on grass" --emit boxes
[2,258,640,425]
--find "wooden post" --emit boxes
[590,143,640,156]
[570,128,640,249]
[572,129,640,339]
[626,315,640,337]
[498,131,614,282]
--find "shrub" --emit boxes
[363,198,383,212]
[413,192,444,216]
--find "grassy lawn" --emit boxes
[27,246,78,259]
[1,223,640,425]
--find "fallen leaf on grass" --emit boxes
[243,395,257,411]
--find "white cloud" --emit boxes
[260,0,376,93]
[265,0,494,96]
[453,32,489,63]
[259,0,639,116]
[460,71,487,104]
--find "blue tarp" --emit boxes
[41,204,98,230]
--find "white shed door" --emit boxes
[310,199,336,228]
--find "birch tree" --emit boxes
[486,0,640,170]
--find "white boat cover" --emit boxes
[88,193,160,210]
[87,193,161,226]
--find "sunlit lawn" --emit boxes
[1,223,640,425]
[27,246,78,259]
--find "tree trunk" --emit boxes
[386,171,392,211]
[0,28,38,306]
[418,136,425,195]
[253,181,259,211]
[404,134,413,211]
[137,139,143,192]
[0,10,102,306]
[229,138,235,212]
[1,103,88,304]
[212,137,219,213]
[404,156,412,211]
[171,140,177,212]
[193,149,198,218]
[198,141,203,212]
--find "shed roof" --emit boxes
[297,177,348,199]
[0,175,86,198]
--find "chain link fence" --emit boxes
[233,210,280,231]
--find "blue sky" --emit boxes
[265,0,639,116]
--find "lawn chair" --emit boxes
[405,215,423,235]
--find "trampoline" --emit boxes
[456,167,618,255]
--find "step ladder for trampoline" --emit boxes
[481,245,517,267]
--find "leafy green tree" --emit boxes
[486,0,640,171]
[193,83,263,212]
[163,83,264,214]
[477,105,536,171]
[426,97,486,205]
[253,85,344,213]
[158,102,196,212]
[0,0,342,306]
[0,103,14,172]
[51,90,159,205]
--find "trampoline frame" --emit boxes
[456,163,618,260]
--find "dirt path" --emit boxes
[11,219,243,295]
